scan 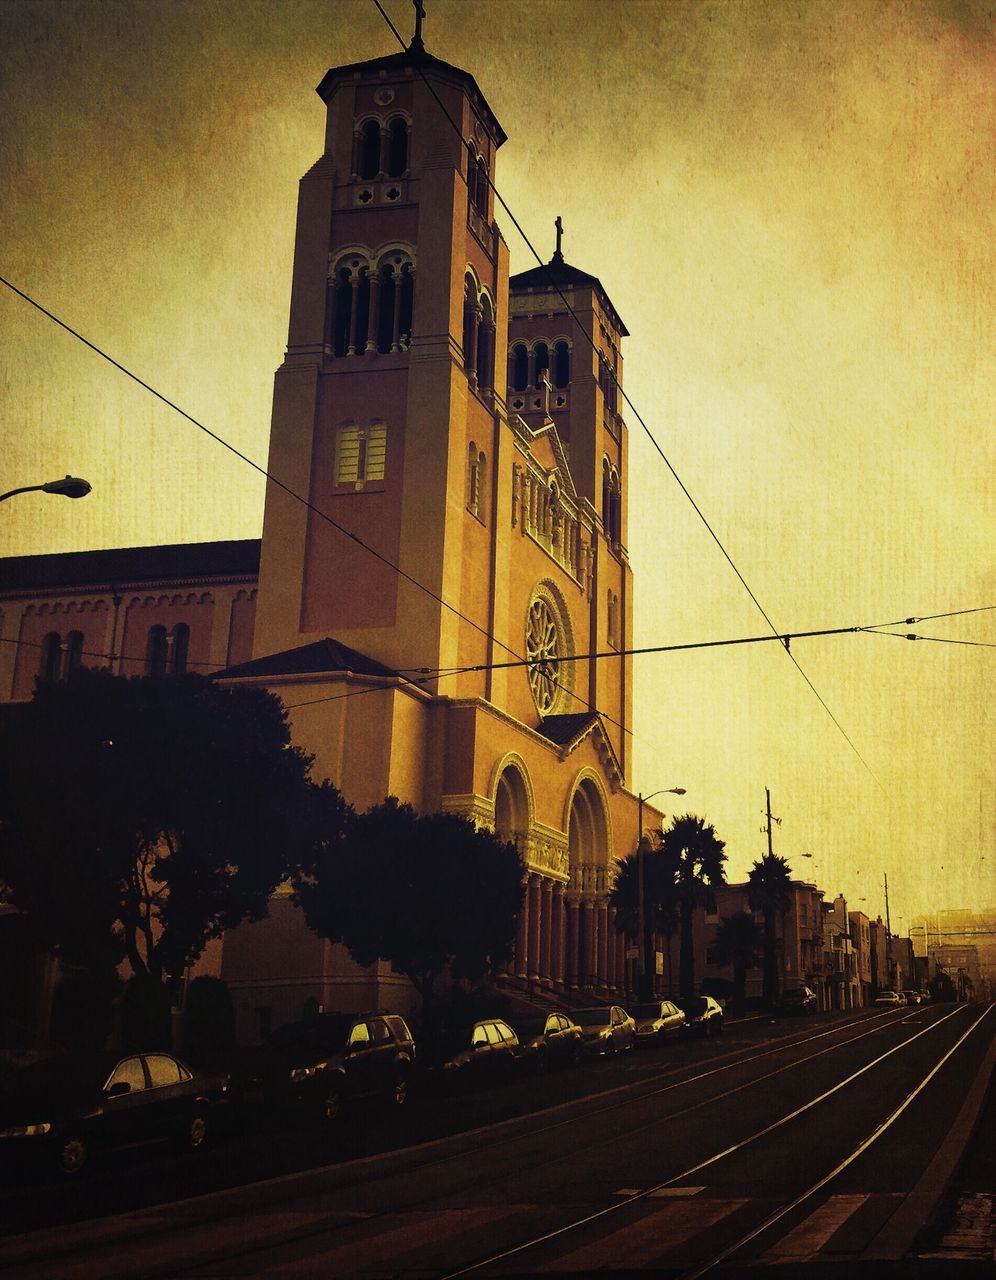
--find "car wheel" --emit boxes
[180,1109,208,1152]
[323,1090,341,1124]
[58,1132,88,1176]
[605,1038,617,1057]
[393,1070,409,1108]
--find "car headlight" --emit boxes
[0,1123,52,1138]
[288,1065,321,1084]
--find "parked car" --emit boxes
[0,1050,227,1179]
[574,1005,636,1056]
[422,1018,522,1089]
[779,986,818,1015]
[632,1000,687,1047]
[902,990,922,1006]
[875,990,902,1007]
[510,1011,583,1071]
[234,1011,415,1123]
[675,995,725,1036]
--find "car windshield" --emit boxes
[675,998,708,1016]
[631,1003,665,1020]
[573,1009,611,1027]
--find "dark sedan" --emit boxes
[674,995,724,1036]
[511,1011,583,1071]
[423,1018,521,1090]
[632,1000,687,1047]
[779,986,818,1015]
[234,1011,416,1123]
[0,1050,226,1178]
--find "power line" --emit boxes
[861,631,996,649]
[369,0,879,784]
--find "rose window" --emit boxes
[526,597,561,713]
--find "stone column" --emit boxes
[346,274,360,356]
[365,272,381,353]
[390,269,404,351]
[552,886,565,991]
[606,906,617,990]
[539,879,553,988]
[584,900,597,992]
[567,896,581,989]
[597,900,609,993]
[527,876,542,983]
[515,882,529,983]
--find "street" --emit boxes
[1,1003,992,1277]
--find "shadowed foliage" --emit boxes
[747,853,793,1008]
[657,814,727,998]
[711,910,763,1017]
[294,796,525,1011]
[0,669,343,1012]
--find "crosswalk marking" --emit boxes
[649,1186,706,1197]
[260,1205,528,1278]
[757,1194,869,1262]
[540,1198,747,1272]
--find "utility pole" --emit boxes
[884,872,891,935]
[765,788,775,859]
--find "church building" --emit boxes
[0,19,664,1040]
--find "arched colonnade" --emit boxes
[489,756,630,998]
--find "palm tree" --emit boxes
[610,845,680,994]
[747,853,793,1008]
[711,911,763,1017]
[659,814,727,998]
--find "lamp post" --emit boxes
[636,787,686,1001]
[0,475,92,503]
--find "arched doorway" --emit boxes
[567,777,611,993]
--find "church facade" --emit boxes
[0,28,666,1040]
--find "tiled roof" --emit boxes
[0,539,261,593]
[537,712,601,748]
[509,257,628,337]
[316,47,505,145]
[220,636,399,681]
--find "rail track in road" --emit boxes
[2,1003,992,1278]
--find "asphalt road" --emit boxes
[1,1003,993,1278]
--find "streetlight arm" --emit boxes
[0,475,91,503]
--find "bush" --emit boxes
[182,976,236,1068]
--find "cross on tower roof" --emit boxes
[410,0,426,53]
[553,215,564,264]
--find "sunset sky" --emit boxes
[1,0,993,929]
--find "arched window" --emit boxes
[601,458,612,531]
[358,119,380,180]
[353,268,370,354]
[462,273,478,373]
[608,467,621,544]
[476,294,495,391]
[377,264,396,353]
[146,625,168,678]
[332,268,352,357]
[39,632,61,683]
[554,340,571,388]
[398,263,414,348]
[171,623,190,676]
[475,155,489,214]
[386,117,408,177]
[511,343,528,393]
[532,342,549,388]
[467,442,486,519]
[65,630,84,676]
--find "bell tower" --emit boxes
[253,14,509,690]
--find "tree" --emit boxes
[655,814,727,993]
[295,797,525,1013]
[610,843,680,993]
[711,911,763,1017]
[659,814,727,998]
[0,668,342,1001]
[747,852,793,1008]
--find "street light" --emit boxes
[636,787,686,1001]
[0,475,92,503]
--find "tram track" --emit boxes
[2,1005,983,1280]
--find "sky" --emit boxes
[1,0,993,929]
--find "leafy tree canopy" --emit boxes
[295,797,525,1004]
[0,668,343,987]
[610,846,680,941]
